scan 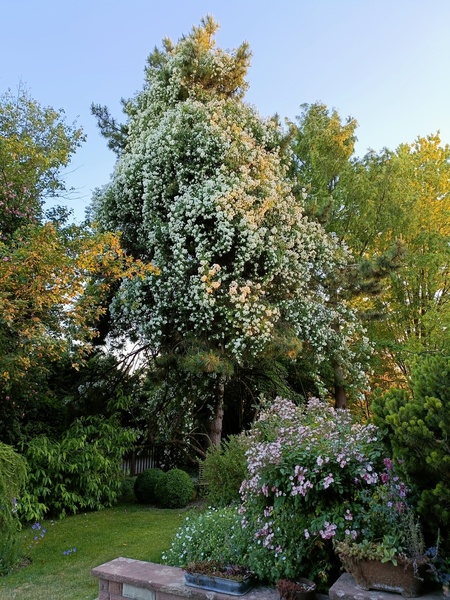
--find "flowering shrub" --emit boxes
[239,397,383,584]
[162,506,250,567]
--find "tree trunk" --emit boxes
[334,363,347,409]
[207,374,226,447]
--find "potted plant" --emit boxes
[276,577,316,600]
[184,559,256,596]
[334,459,428,597]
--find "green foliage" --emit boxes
[288,104,406,404]
[203,434,250,506]
[288,102,357,226]
[18,417,136,520]
[0,85,84,238]
[156,468,194,508]
[0,442,27,574]
[134,468,165,504]
[162,506,250,566]
[372,353,450,552]
[118,476,137,504]
[0,86,155,447]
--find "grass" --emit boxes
[0,503,186,600]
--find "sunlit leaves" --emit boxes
[0,221,156,387]
[0,85,84,238]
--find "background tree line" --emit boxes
[1,17,449,467]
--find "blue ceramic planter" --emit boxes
[184,571,256,595]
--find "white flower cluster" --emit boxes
[97,24,368,396]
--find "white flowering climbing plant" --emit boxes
[92,17,370,445]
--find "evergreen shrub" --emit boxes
[203,434,250,506]
[134,468,165,504]
[372,353,450,553]
[156,468,194,508]
[118,476,137,503]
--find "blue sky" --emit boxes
[2,0,450,221]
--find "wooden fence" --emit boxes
[122,446,160,476]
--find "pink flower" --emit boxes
[319,521,337,539]
[323,474,334,489]
[383,458,393,470]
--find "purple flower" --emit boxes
[383,458,393,470]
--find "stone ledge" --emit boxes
[92,558,279,600]
[330,573,444,600]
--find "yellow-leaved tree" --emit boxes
[0,86,157,443]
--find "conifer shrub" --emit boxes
[156,468,194,508]
[372,353,450,552]
[134,468,165,504]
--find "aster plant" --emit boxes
[239,397,383,584]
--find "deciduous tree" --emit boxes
[0,87,156,443]
[288,104,402,406]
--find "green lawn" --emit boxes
[0,504,185,600]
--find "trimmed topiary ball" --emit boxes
[134,468,166,504]
[118,476,137,504]
[156,468,194,508]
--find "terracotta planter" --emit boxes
[338,554,425,597]
[184,571,255,595]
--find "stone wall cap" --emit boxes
[92,558,279,600]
